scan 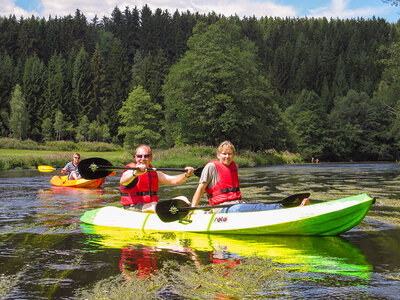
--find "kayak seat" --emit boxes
[299,198,310,206]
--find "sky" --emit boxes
[1,0,400,23]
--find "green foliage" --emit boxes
[163,19,285,150]
[22,55,46,139]
[76,115,90,142]
[75,256,286,300]
[72,46,92,118]
[325,90,396,161]
[0,138,40,149]
[41,118,53,141]
[284,90,327,159]
[0,138,121,152]
[118,86,162,149]
[9,84,29,140]
[167,257,286,299]
[89,45,108,122]
[0,11,399,161]
[53,110,65,141]
[75,273,167,300]
[45,53,66,120]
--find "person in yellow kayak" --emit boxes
[120,144,195,213]
[61,153,81,180]
[191,141,293,213]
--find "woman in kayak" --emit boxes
[191,141,283,213]
[120,144,194,213]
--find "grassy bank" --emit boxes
[0,138,302,170]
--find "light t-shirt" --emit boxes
[199,162,219,189]
[63,161,80,179]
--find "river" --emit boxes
[0,163,399,299]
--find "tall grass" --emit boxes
[75,256,287,299]
[0,138,302,170]
[0,138,121,152]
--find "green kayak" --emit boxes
[80,193,374,236]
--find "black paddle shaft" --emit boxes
[156,193,311,223]
[78,157,203,179]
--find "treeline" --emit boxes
[1,6,400,161]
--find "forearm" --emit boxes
[158,169,193,185]
[191,183,207,207]
[173,173,190,185]
[120,170,137,186]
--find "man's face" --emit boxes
[135,147,152,167]
[73,155,80,165]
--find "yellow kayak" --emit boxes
[50,175,105,188]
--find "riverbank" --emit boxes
[0,138,302,170]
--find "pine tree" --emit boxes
[44,53,66,120]
[22,55,46,140]
[9,84,29,140]
[89,45,108,122]
[72,46,92,119]
[107,38,130,137]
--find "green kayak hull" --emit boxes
[80,193,374,236]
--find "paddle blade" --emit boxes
[78,157,113,179]
[156,198,190,222]
[280,193,311,207]
[194,166,204,177]
[38,165,55,172]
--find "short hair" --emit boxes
[73,153,80,158]
[217,140,235,155]
[136,144,152,155]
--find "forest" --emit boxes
[1,5,400,162]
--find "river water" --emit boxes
[0,163,400,299]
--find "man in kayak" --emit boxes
[61,153,81,180]
[120,144,194,213]
[191,141,282,213]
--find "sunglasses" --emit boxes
[135,154,151,159]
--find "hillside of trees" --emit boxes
[1,5,400,161]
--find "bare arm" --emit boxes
[157,167,194,185]
[191,182,208,207]
[120,164,147,186]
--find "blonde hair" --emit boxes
[217,140,235,155]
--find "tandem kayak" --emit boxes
[50,175,105,188]
[80,193,374,235]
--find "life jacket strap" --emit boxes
[207,187,240,199]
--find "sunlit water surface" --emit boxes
[1,163,400,299]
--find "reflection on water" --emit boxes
[82,225,372,281]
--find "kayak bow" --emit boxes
[50,175,105,188]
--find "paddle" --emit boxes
[38,165,60,172]
[78,157,204,180]
[155,193,311,222]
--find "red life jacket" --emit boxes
[205,160,241,206]
[120,163,158,205]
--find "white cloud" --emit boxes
[0,0,39,18]
[2,0,296,20]
[308,0,390,20]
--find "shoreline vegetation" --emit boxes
[0,138,302,171]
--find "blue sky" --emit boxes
[2,0,399,23]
